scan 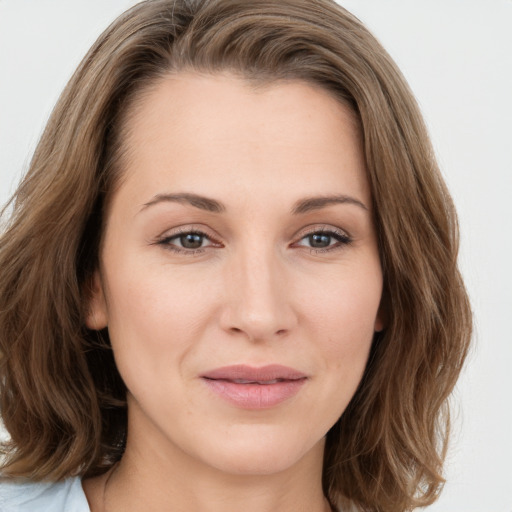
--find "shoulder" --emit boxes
[0,476,90,512]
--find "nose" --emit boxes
[219,246,298,342]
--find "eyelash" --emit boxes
[155,227,352,255]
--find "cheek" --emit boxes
[102,262,218,378]
[101,257,225,378]
[303,263,382,369]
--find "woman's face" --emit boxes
[88,72,384,476]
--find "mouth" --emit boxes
[200,365,308,409]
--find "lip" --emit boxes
[200,365,308,410]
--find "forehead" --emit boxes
[115,71,370,210]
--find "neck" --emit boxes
[105,442,330,512]
[85,408,332,512]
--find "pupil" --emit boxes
[310,234,331,248]
[181,233,203,249]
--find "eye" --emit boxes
[156,229,220,254]
[295,228,352,252]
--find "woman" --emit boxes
[0,1,472,511]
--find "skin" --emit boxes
[83,72,384,512]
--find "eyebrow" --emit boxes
[141,193,226,213]
[140,192,368,215]
[291,195,369,214]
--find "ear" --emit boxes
[85,270,108,330]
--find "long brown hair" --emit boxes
[0,1,472,510]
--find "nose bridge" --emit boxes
[222,239,295,341]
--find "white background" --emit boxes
[0,1,511,510]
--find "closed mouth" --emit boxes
[200,365,308,409]
[200,364,308,382]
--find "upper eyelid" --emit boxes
[157,224,349,239]
[294,224,351,240]
[157,224,219,240]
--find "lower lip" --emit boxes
[202,378,306,409]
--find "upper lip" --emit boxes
[201,364,307,383]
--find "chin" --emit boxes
[197,425,325,476]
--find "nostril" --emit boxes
[228,326,288,338]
